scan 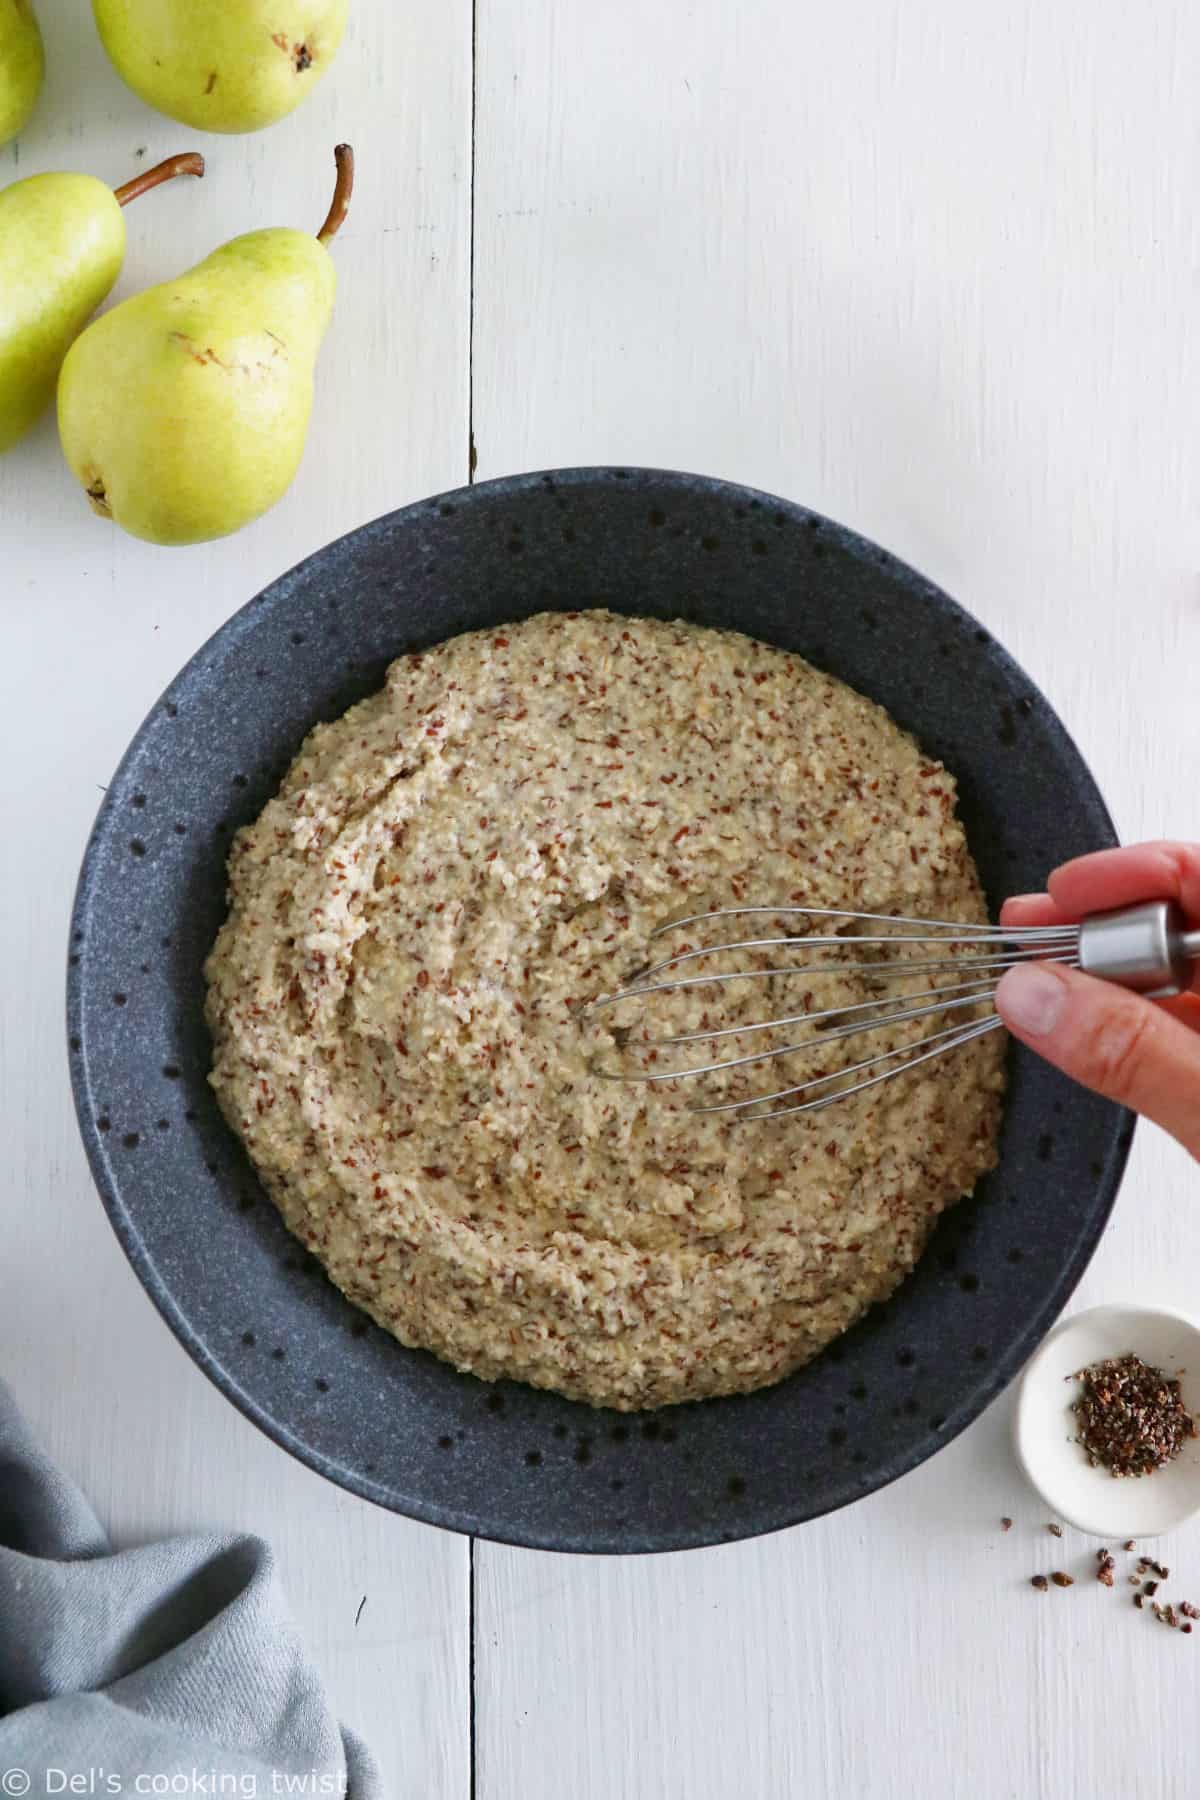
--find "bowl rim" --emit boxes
[66,465,1135,1551]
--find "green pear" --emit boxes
[93,0,348,134]
[0,151,204,453]
[0,0,44,146]
[58,145,353,545]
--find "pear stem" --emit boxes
[113,152,206,209]
[316,144,355,245]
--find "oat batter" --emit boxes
[205,610,1005,1409]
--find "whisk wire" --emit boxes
[593,942,1078,1008]
[605,926,1077,1000]
[626,978,1051,1086]
[589,904,1079,1120]
[658,954,1080,1048]
[703,1015,1007,1122]
[587,897,1197,1120]
[647,903,1079,939]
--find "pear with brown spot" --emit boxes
[92,0,347,133]
[57,147,352,546]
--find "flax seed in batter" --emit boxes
[205,610,1005,1410]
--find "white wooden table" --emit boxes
[4,3,1199,1795]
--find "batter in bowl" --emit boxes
[206,610,1005,1409]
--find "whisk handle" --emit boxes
[1078,900,1199,998]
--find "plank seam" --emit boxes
[468,1536,477,1799]
[467,0,479,485]
[468,2,479,1784]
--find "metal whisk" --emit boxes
[591,900,1200,1121]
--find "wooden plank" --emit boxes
[0,3,473,1793]
[471,1,1200,1794]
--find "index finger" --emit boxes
[1000,850,1200,1001]
[1048,842,1200,921]
[999,893,1067,928]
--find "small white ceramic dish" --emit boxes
[1015,1304,1200,1538]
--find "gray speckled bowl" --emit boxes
[67,468,1132,1553]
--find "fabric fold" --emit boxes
[0,1382,379,1797]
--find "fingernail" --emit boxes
[995,963,1068,1037]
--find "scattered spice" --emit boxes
[1013,1529,1199,1641]
[1000,1517,1013,1532]
[1071,1353,1198,1478]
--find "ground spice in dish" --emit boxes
[1071,1354,1197,1478]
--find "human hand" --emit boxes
[995,842,1200,1160]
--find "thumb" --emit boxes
[995,961,1200,1161]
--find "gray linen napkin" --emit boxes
[0,1382,379,1798]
